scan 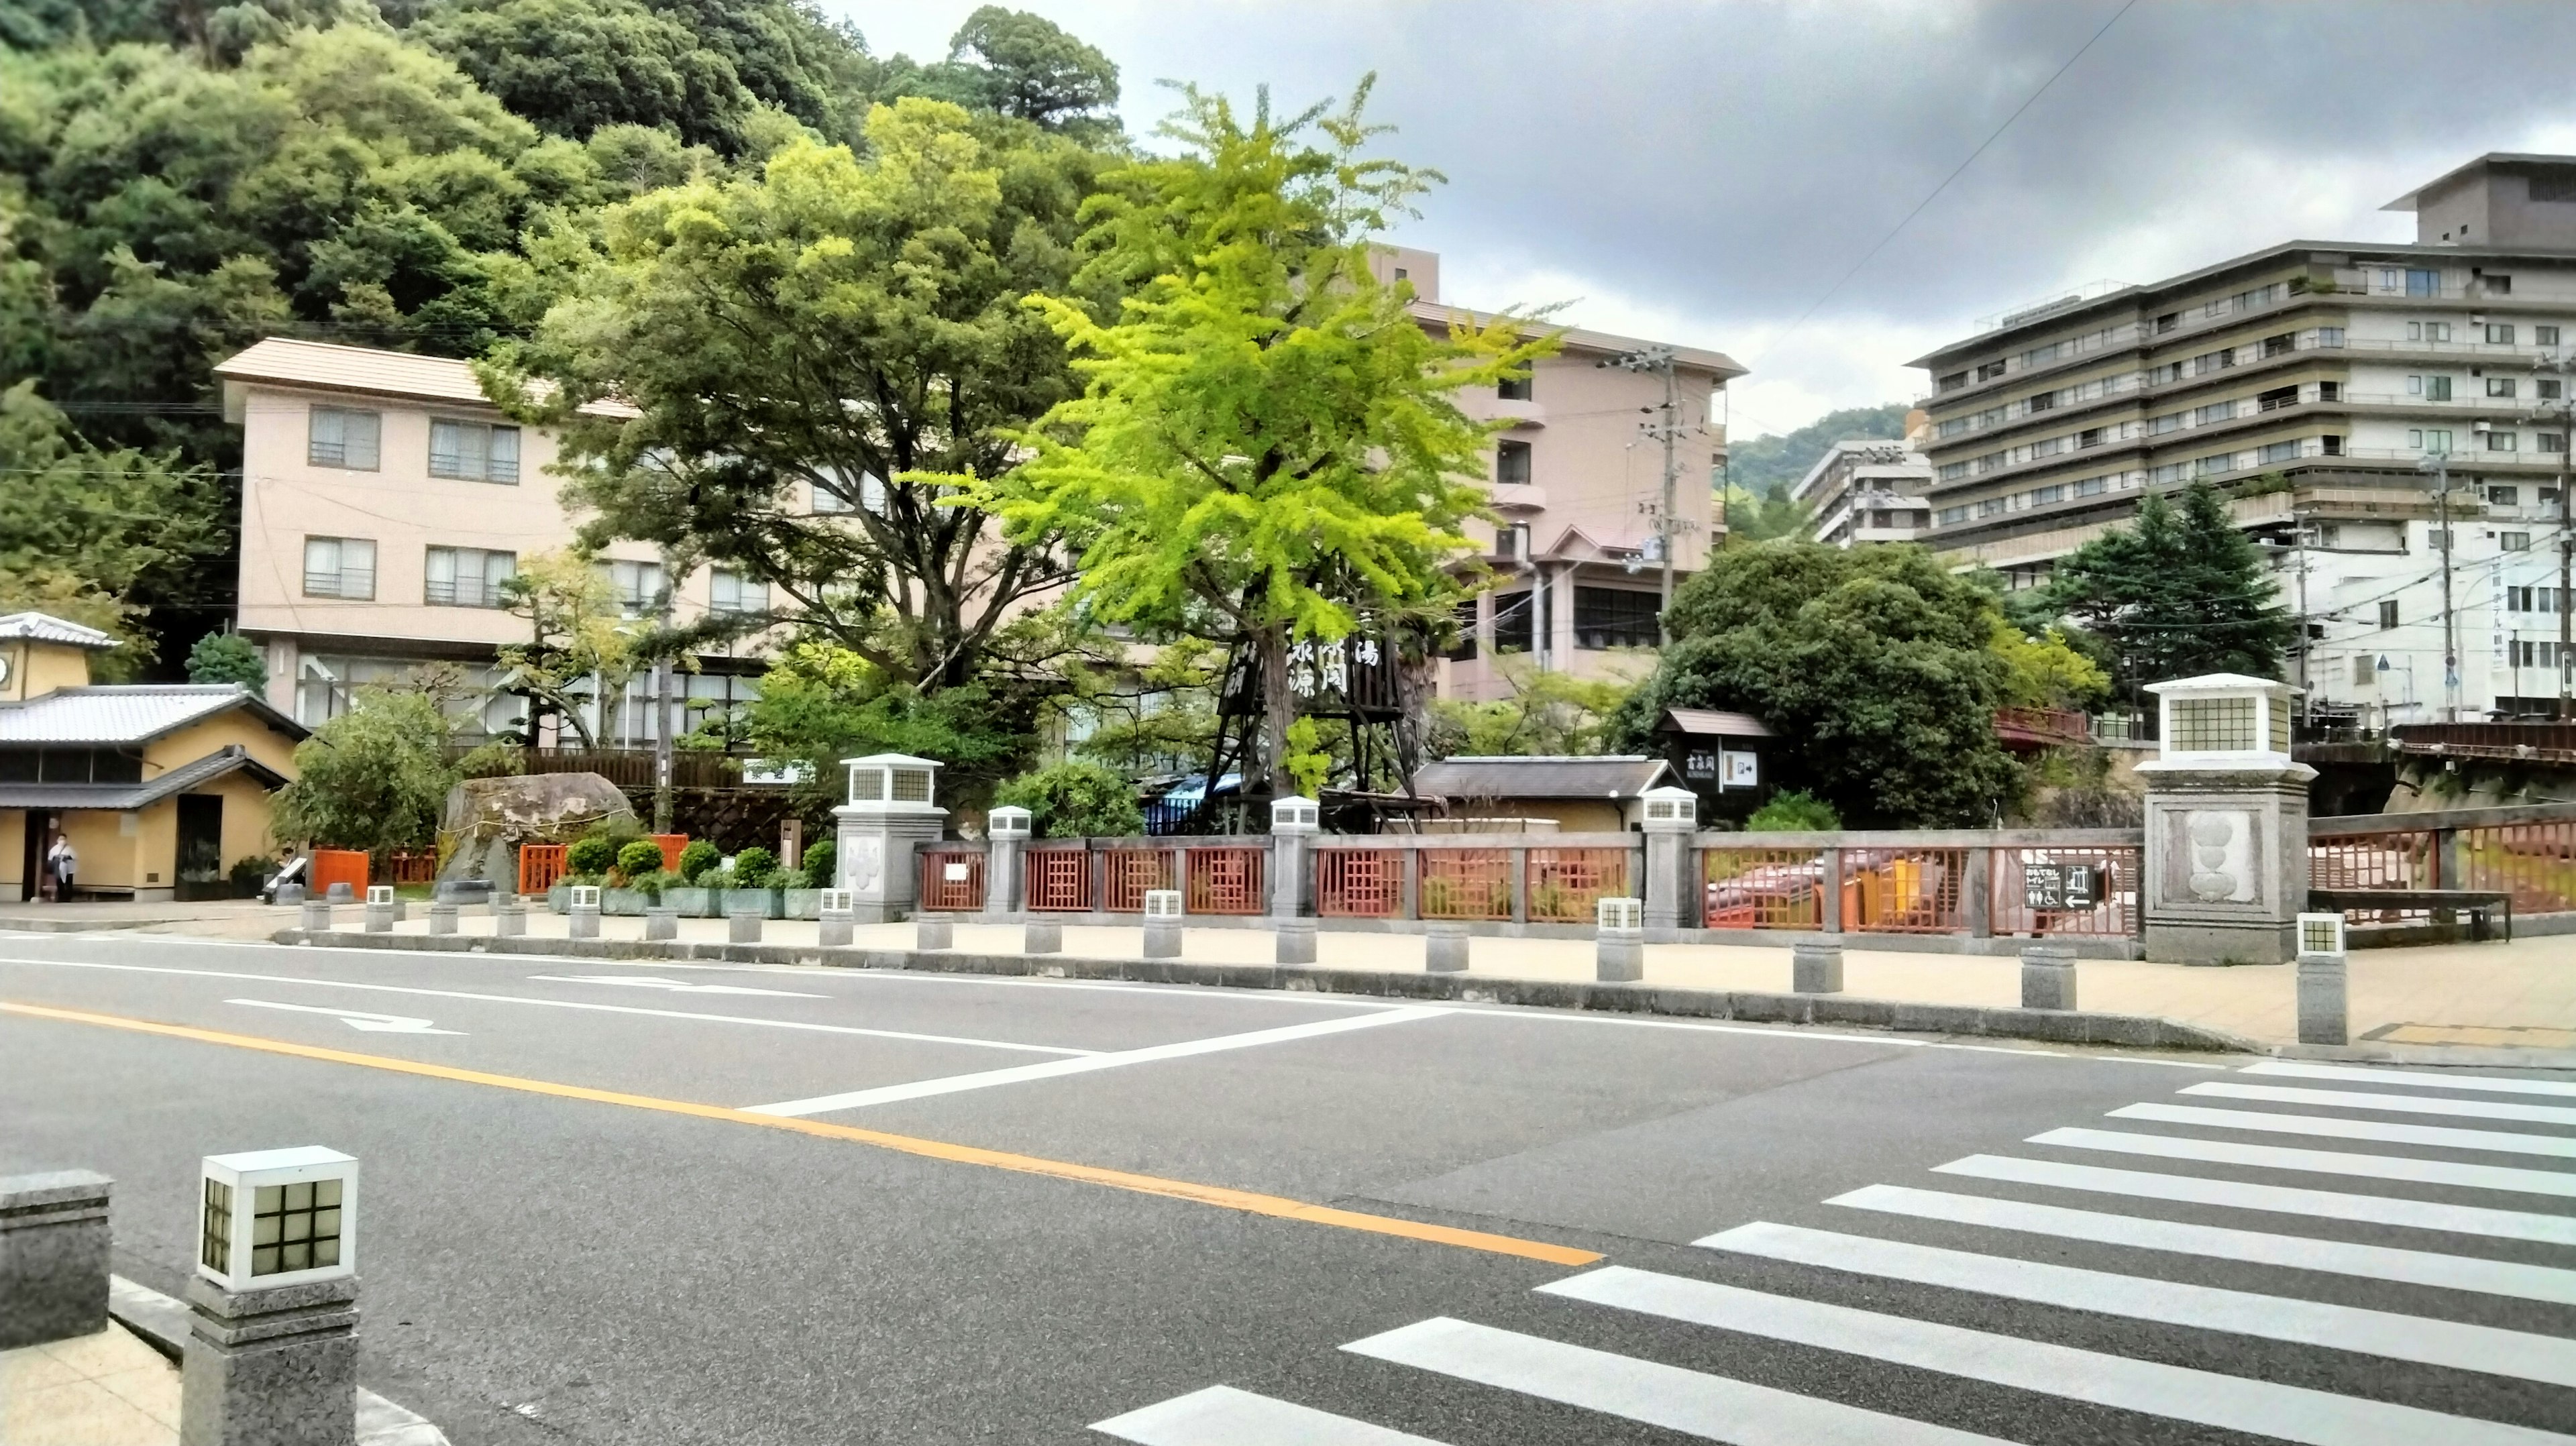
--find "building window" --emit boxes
[1492,590,1535,653]
[2491,485,2520,506]
[2541,380,2566,400]
[2025,391,2055,413]
[1497,373,1533,402]
[2487,323,2517,345]
[425,546,515,607]
[1495,439,1532,486]
[1572,587,1659,650]
[594,559,665,615]
[2149,412,2182,435]
[2408,428,2453,453]
[2378,600,2400,628]
[2263,333,2294,357]
[2504,532,2532,552]
[1976,360,2007,382]
[2315,326,2345,347]
[1444,600,1478,661]
[2538,325,2563,347]
[2405,269,2440,297]
[2257,441,2299,463]
[2426,376,2453,402]
[709,568,767,614]
[1977,496,2007,517]
[301,537,375,600]
[428,420,521,484]
[2485,274,2512,295]
[2194,453,2236,476]
[1938,461,1970,482]
[2352,654,2374,686]
[1937,370,1968,392]
[2541,432,2569,453]
[2487,430,2518,451]
[2074,475,2107,497]
[2155,312,2178,334]
[2320,435,2343,455]
[2194,400,2236,426]
[2028,484,2065,505]
[2488,377,2518,398]
[2257,386,2298,412]
[307,407,380,470]
[2318,381,2341,402]
[814,469,892,514]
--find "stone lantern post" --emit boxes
[2135,674,2315,964]
[832,754,947,924]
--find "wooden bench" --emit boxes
[2309,888,2514,942]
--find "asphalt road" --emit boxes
[3,928,2571,1445]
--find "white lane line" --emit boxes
[2184,1081,2576,1127]
[527,975,828,998]
[1829,1182,2576,1306]
[1540,1267,2576,1446]
[228,1000,460,1035]
[1091,1385,1450,1445]
[741,1006,1454,1116]
[2110,1102,2576,1160]
[1342,1316,2011,1446]
[2243,1061,2576,1099]
[1935,1154,2576,1246]
[2030,1127,2576,1198]
[0,957,1096,1056]
[1697,1220,2576,1388]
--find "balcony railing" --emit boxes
[303,571,374,600]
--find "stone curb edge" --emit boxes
[278,929,2266,1056]
[107,1276,449,1446]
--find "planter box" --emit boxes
[602,888,649,916]
[547,882,570,914]
[782,888,823,920]
[663,887,714,918]
[721,887,784,920]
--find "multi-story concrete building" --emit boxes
[216,339,773,742]
[1913,154,2576,722]
[1790,439,1935,548]
[1371,249,1746,701]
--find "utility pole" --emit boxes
[1601,345,1686,643]
[2534,350,2574,720]
[2293,505,2312,722]
[2419,451,2459,721]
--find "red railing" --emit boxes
[386,850,437,885]
[2310,831,2438,891]
[651,833,688,873]
[311,848,370,898]
[1185,847,1267,915]
[919,850,986,911]
[1990,846,2140,939]
[1843,847,1968,934]
[2453,819,2576,913]
[517,844,567,895]
[1318,850,1405,917]
[1993,707,2092,747]
[1025,848,1093,911]
[1525,848,1630,923]
[1101,847,1178,912]
[1419,850,1514,920]
[1702,848,1827,929]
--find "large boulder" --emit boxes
[435,773,639,887]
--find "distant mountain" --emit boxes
[1722,402,1915,499]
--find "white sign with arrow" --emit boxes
[527,975,825,998]
[227,999,462,1034]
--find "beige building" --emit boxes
[1790,439,1935,548]
[217,339,771,742]
[1371,250,1746,701]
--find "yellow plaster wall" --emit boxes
[209,773,278,869]
[1449,799,1628,833]
[1,639,95,702]
[54,809,142,890]
[149,711,301,778]
[0,809,21,900]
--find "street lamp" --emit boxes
[199,1147,356,1291]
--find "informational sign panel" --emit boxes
[1720,750,1760,787]
[2023,861,2102,911]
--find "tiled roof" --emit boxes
[1411,755,1676,800]
[0,744,287,810]
[1659,708,1776,738]
[0,686,305,745]
[213,337,635,416]
[0,612,117,648]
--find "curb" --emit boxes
[278,929,2265,1055]
[107,1276,449,1445]
[2278,1042,2576,1070]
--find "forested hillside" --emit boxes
[0,0,1120,671]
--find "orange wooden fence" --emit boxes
[519,844,568,895]
[309,849,369,898]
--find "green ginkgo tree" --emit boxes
[973,77,1555,797]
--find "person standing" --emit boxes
[45,834,74,903]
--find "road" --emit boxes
[3,929,2571,1444]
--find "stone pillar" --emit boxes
[494,897,526,938]
[2137,675,2316,965]
[1275,917,1316,964]
[1023,920,1062,954]
[833,755,952,924]
[818,890,855,948]
[1964,848,1993,940]
[1819,846,1845,934]
[274,883,306,906]
[984,808,1030,919]
[643,906,677,942]
[2020,942,2077,1010]
[729,907,763,944]
[1595,897,1644,983]
[1141,889,1183,958]
[427,901,457,936]
[0,1170,111,1349]
[2295,911,2349,1046]
[568,886,601,940]
[1792,941,1843,993]
[324,882,353,903]
[1269,796,1320,918]
[362,886,393,934]
[916,915,953,950]
[1638,786,1699,934]
[181,1276,358,1446]
[1424,922,1470,972]
[299,900,331,934]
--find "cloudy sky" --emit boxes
[833,0,2576,441]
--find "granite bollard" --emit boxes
[643,905,677,942]
[298,900,331,934]
[729,907,763,944]
[494,896,526,938]
[1792,941,1843,994]
[2020,943,2078,1011]
[0,1169,111,1349]
[1022,920,1062,954]
[818,889,855,948]
[427,901,458,936]
[1142,889,1183,959]
[916,915,953,950]
[1274,917,1317,965]
[1424,922,1470,973]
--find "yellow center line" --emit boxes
[0,999,1601,1268]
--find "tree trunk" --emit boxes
[1259,624,1295,799]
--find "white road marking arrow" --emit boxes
[527,975,826,999]
[227,999,462,1034]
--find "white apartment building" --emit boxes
[216,339,775,742]
[1913,154,2576,722]
[1790,439,1935,548]
[1369,249,1746,700]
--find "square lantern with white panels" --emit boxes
[1640,785,1697,832]
[199,1147,357,1291]
[2141,674,2300,767]
[1143,889,1184,920]
[1270,796,1320,834]
[2297,912,2348,959]
[568,885,601,909]
[987,805,1032,840]
[365,885,393,906]
[1597,896,1644,932]
[843,754,944,810]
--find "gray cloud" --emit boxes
[837,0,2576,431]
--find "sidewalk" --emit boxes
[329,910,2576,1056]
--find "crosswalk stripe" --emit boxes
[1542,1266,2576,1446]
[2031,1127,2576,1197]
[1829,1182,2576,1306]
[2110,1102,2576,1159]
[1091,1385,1452,1445]
[2183,1081,2576,1126]
[1342,1316,2013,1445]
[1933,1154,2576,1245]
[1697,1220,2576,1387]
[2243,1062,2576,1099]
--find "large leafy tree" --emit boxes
[978,79,1550,796]
[2045,480,2297,695]
[491,103,1109,698]
[1608,541,2031,828]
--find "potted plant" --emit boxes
[777,866,820,920]
[603,839,667,915]
[721,846,783,920]
[664,840,721,917]
[800,838,837,893]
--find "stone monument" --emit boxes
[2135,674,2315,965]
[833,754,948,924]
